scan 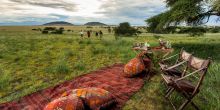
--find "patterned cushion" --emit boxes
[123,57,145,77]
[44,95,84,110]
[61,88,115,110]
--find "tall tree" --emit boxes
[146,0,220,33]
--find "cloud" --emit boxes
[92,0,167,25]
[9,0,77,11]
[66,0,167,25]
[0,0,167,25]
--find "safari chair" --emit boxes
[159,48,193,77]
[161,56,211,110]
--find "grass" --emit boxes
[0,26,220,110]
[0,69,11,90]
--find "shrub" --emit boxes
[57,27,64,34]
[86,26,93,28]
[43,27,56,31]
[153,34,162,39]
[42,30,49,34]
[38,28,42,31]
[32,28,41,31]
[67,29,72,32]
[210,27,220,33]
[114,22,138,36]
[42,27,64,34]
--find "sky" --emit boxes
[0,0,219,26]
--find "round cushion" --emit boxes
[123,57,145,77]
[61,87,115,110]
[44,95,84,110]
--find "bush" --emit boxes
[153,34,162,39]
[185,27,206,37]
[43,27,56,31]
[86,26,93,28]
[42,27,64,34]
[114,22,138,36]
[32,28,42,31]
[210,27,220,33]
[67,29,72,32]
[52,27,64,34]
[42,30,49,34]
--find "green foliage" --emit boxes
[74,61,86,71]
[42,30,49,34]
[43,27,56,31]
[54,60,70,74]
[32,28,41,31]
[200,63,220,109]
[146,13,163,33]
[153,34,163,39]
[213,0,220,13]
[209,26,220,33]
[86,26,93,28]
[146,11,173,33]
[147,25,217,36]
[42,27,64,34]
[63,48,74,57]
[146,0,220,33]
[169,0,203,24]
[0,69,11,90]
[45,60,70,74]
[179,27,206,36]
[114,22,138,36]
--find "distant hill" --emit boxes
[84,22,107,26]
[43,21,74,26]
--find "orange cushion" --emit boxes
[44,95,84,110]
[123,57,145,77]
[62,88,115,110]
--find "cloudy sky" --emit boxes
[0,0,219,26]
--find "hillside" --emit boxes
[43,21,74,26]
[84,22,107,26]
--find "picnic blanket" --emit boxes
[0,64,145,110]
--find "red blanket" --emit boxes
[0,64,145,110]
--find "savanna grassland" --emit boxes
[0,26,219,110]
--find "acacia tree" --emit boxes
[146,0,220,33]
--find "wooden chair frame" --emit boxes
[159,48,193,77]
[163,56,211,110]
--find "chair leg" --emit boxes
[144,68,151,80]
[191,101,199,110]
[165,88,174,98]
[166,87,172,94]
[178,99,191,110]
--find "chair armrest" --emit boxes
[174,68,206,82]
[164,60,187,71]
[161,53,179,62]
